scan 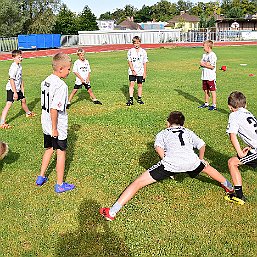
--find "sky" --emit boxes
[61,0,209,18]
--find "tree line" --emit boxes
[1,0,257,37]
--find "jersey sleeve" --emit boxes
[127,49,132,62]
[143,50,148,63]
[209,53,217,67]
[51,84,67,112]
[154,131,165,149]
[188,129,205,150]
[87,61,91,73]
[9,63,18,79]
[72,60,78,73]
[226,113,239,134]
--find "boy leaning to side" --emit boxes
[225,91,257,205]
[36,53,75,193]
[0,50,36,129]
[198,40,217,111]
[67,48,102,108]
[126,36,148,106]
[100,111,234,221]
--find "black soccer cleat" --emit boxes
[93,100,102,105]
[126,99,133,106]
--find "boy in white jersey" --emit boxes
[126,36,148,106]
[67,48,102,108]
[36,53,75,193]
[100,111,234,221]
[0,50,35,129]
[225,91,257,204]
[198,40,217,111]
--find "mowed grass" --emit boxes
[0,45,257,256]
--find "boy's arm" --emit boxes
[229,133,250,158]
[128,61,137,76]
[73,72,86,84]
[198,144,206,160]
[155,146,165,159]
[21,80,25,94]
[10,79,18,100]
[143,62,147,79]
[86,72,90,83]
[200,61,214,70]
[50,108,58,138]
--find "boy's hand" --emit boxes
[13,92,18,100]
[52,129,58,138]
[132,70,137,76]
[238,147,251,158]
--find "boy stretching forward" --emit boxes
[198,40,217,111]
[36,53,75,193]
[67,48,102,108]
[100,111,233,221]
[126,36,148,106]
[0,50,35,129]
[225,91,257,205]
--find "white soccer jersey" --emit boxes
[73,59,91,85]
[154,126,205,172]
[6,62,22,91]
[201,51,217,81]
[127,47,148,76]
[226,107,257,149]
[41,74,68,140]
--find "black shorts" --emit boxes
[129,75,145,84]
[74,83,91,90]
[148,161,205,181]
[44,134,67,151]
[7,90,25,102]
[238,151,257,168]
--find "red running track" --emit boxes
[1,41,257,61]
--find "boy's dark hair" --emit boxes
[228,91,246,108]
[132,36,141,43]
[12,50,22,57]
[167,111,185,126]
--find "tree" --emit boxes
[99,11,112,20]
[0,0,25,36]
[226,6,244,18]
[76,5,98,31]
[53,4,78,34]
[152,0,177,21]
[134,5,153,22]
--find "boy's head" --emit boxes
[52,53,72,79]
[203,40,213,53]
[12,50,23,64]
[228,91,246,110]
[76,48,85,61]
[132,36,141,49]
[167,111,185,126]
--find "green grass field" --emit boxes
[0,45,257,257]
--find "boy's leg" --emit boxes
[56,149,66,185]
[100,170,156,220]
[1,101,13,125]
[68,89,78,103]
[137,83,144,104]
[126,81,135,105]
[21,98,35,117]
[87,88,102,105]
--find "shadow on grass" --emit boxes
[120,84,138,101]
[0,148,20,172]
[56,199,131,257]
[45,124,81,181]
[174,89,229,115]
[70,90,91,108]
[7,97,40,124]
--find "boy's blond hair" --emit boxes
[76,48,84,55]
[228,91,246,109]
[52,53,71,71]
[203,40,214,49]
[12,50,22,57]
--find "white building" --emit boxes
[96,20,115,31]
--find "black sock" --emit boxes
[235,186,243,199]
[138,96,141,100]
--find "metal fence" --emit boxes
[0,37,18,52]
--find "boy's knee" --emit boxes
[228,157,239,167]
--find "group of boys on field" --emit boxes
[1,37,256,221]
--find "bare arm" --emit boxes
[128,61,137,76]
[198,144,205,160]
[73,71,86,83]
[50,109,58,138]
[21,80,25,94]
[143,62,147,79]
[200,61,215,70]
[229,133,250,158]
[155,146,165,159]
[10,79,18,100]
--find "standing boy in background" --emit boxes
[198,40,217,111]
[0,50,36,129]
[67,48,102,108]
[36,53,75,193]
[225,91,257,205]
[126,36,148,106]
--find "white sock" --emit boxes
[109,201,123,217]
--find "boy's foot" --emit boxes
[55,182,75,193]
[198,103,209,108]
[224,193,246,205]
[126,99,133,106]
[36,176,48,186]
[0,123,11,129]
[93,100,102,105]
[208,105,217,111]
[66,102,71,109]
[26,112,36,118]
[99,207,115,221]
[221,184,234,194]
[137,99,144,104]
